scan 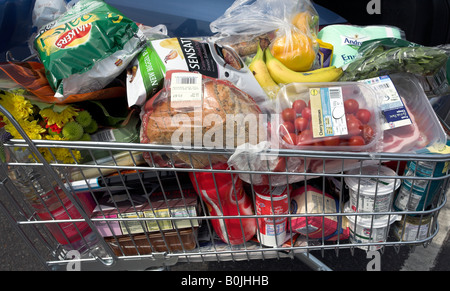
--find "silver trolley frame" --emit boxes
[0,104,448,271]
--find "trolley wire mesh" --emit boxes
[0,104,449,270]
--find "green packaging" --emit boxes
[318,24,404,68]
[34,0,146,100]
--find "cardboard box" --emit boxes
[91,188,200,237]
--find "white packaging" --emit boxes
[345,208,399,251]
[345,165,400,220]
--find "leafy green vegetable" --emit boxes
[340,38,449,82]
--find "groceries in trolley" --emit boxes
[1,0,450,264]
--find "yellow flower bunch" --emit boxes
[0,91,43,140]
[0,90,82,163]
[41,135,82,163]
[0,91,34,121]
[40,106,79,128]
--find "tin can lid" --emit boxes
[344,165,401,195]
[253,184,293,196]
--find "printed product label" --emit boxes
[170,72,203,103]
[150,37,219,79]
[310,87,347,138]
[143,209,173,232]
[55,23,92,49]
[119,212,147,235]
[394,160,445,211]
[36,14,99,57]
[350,225,386,242]
[403,221,430,241]
[91,129,116,142]
[349,189,392,213]
[255,193,288,246]
[178,38,218,78]
[138,46,166,95]
[361,76,412,130]
[170,206,199,229]
[395,185,424,211]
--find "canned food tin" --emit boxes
[254,184,292,247]
[394,160,446,212]
[393,214,432,242]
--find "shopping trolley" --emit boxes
[0,103,449,271]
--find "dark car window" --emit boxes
[313,0,450,46]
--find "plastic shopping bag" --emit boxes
[210,0,320,72]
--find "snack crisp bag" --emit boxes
[34,0,146,100]
[126,37,268,108]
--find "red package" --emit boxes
[290,185,349,241]
[189,163,256,245]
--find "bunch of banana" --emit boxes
[248,42,343,100]
[248,43,280,100]
[265,48,343,84]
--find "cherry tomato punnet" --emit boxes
[292,99,307,114]
[344,99,359,114]
[356,109,372,124]
[282,108,297,122]
[294,117,309,132]
[301,107,312,120]
[348,135,365,146]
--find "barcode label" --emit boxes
[329,87,342,99]
[171,72,202,104]
[174,75,198,85]
[91,129,115,142]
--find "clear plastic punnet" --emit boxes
[360,73,447,154]
[275,81,383,153]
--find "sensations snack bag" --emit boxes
[126,37,268,107]
[34,0,146,100]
